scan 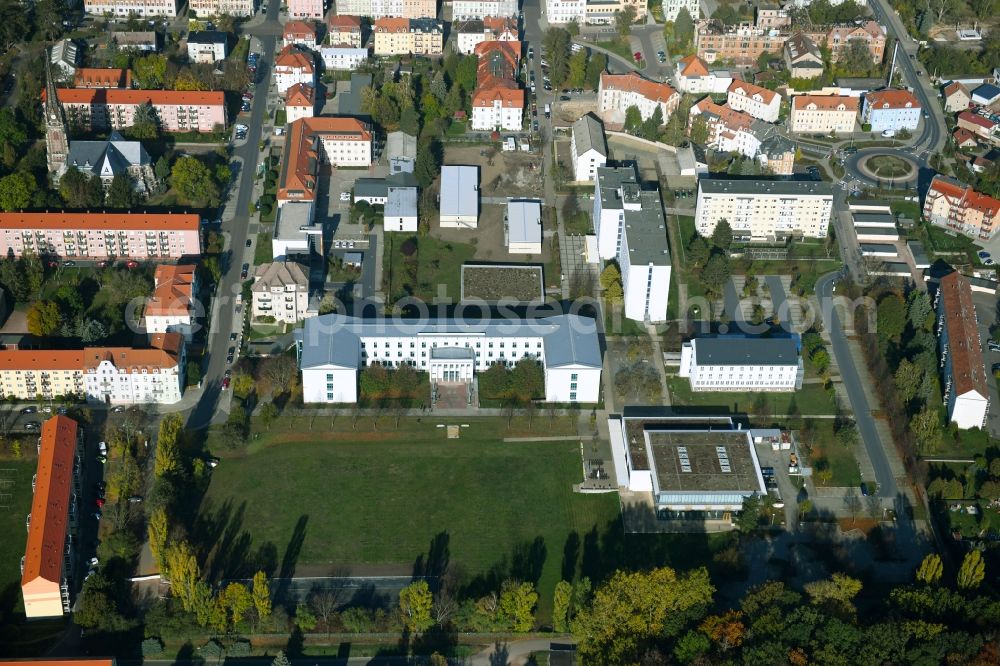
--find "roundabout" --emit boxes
[862,154,915,179]
[843,147,923,189]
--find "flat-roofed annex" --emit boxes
[645,429,763,494]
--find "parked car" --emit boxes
[20,407,36,415]
[246,238,252,247]
[222,376,231,390]
[978,251,991,259]
[112,405,125,413]
[97,441,107,456]
[988,341,1000,352]
[860,482,869,497]
[241,263,250,279]
[128,495,143,503]
[340,191,351,201]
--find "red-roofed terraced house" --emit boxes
[937,271,990,429]
[924,174,1000,240]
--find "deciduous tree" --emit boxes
[552,580,572,632]
[0,172,35,211]
[916,553,943,585]
[399,580,435,633]
[252,570,272,624]
[148,507,169,571]
[497,580,538,632]
[958,550,986,590]
[614,6,638,38]
[154,413,184,477]
[171,156,219,204]
[27,300,61,336]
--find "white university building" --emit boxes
[296,313,603,404]
[593,166,671,323]
[695,178,834,242]
[680,336,804,392]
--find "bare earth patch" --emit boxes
[461,264,544,303]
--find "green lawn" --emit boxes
[446,120,467,137]
[593,40,635,63]
[383,233,477,303]
[254,231,273,265]
[666,377,838,416]
[0,459,34,617]
[199,418,725,622]
[808,425,863,489]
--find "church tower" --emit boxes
[44,49,69,178]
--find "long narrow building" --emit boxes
[680,336,803,391]
[46,88,226,134]
[694,178,833,241]
[22,416,81,618]
[277,117,373,207]
[937,271,990,429]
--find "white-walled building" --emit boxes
[453,0,519,19]
[272,202,318,260]
[285,83,315,123]
[593,166,671,323]
[789,95,858,134]
[283,21,319,49]
[143,264,198,340]
[440,166,479,228]
[274,44,315,95]
[471,41,524,132]
[252,262,313,325]
[320,46,369,71]
[385,186,419,232]
[188,0,255,16]
[937,271,990,429]
[862,89,921,133]
[186,32,228,63]
[288,0,324,18]
[297,313,603,404]
[662,0,699,21]
[727,81,781,122]
[84,0,178,17]
[680,336,803,391]
[544,0,586,24]
[82,333,185,405]
[278,118,373,206]
[598,72,679,124]
[455,17,519,54]
[675,55,732,95]
[607,413,769,520]
[506,199,543,254]
[695,178,833,241]
[570,113,608,182]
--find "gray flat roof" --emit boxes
[861,243,898,253]
[855,226,898,236]
[853,212,896,225]
[907,240,930,267]
[507,199,542,245]
[624,192,670,267]
[297,313,602,370]
[386,186,417,218]
[596,166,640,211]
[339,73,372,117]
[440,166,479,218]
[355,178,388,198]
[275,202,315,241]
[699,177,834,197]
[646,430,764,494]
[693,336,799,366]
[386,131,417,160]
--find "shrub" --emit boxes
[400,237,418,257]
[201,640,224,657]
[227,640,251,657]
[141,637,164,657]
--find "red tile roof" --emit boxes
[328,15,361,30]
[728,80,778,105]
[953,127,978,146]
[691,98,753,130]
[47,88,224,106]
[279,117,372,202]
[792,94,859,111]
[958,111,995,130]
[678,54,709,78]
[939,271,989,399]
[0,351,85,370]
[0,212,199,231]
[944,81,970,98]
[286,82,315,107]
[275,44,314,72]
[865,88,920,109]
[22,417,78,593]
[145,264,195,317]
[73,68,131,89]
[374,17,409,33]
[601,72,678,104]
[283,20,316,39]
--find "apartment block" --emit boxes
[937,271,990,429]
[84,0,177,17]
[275,45,316,95]
[695,21,785,65]
[0,212,201,260]
[598,72,679,125]
[727,80,780,122]
[73,68,132,89]
[662,0,699,22]
[252,262,313,325]
[455,17,519,54]
[283,21,319,49]
[337,0,437,19]
[570,113,608,182]
[288,0,324,19]
[453,0,518,19]
[144,264,198,340]
[593,166,671,323]
[278,117,373,205]
[862,88,921,133]
[373,18,444,56]
[21,417,82,618]
[789,94,858,134]
[471,40,524,131]
[327,15,364,47]
[285,83,315,123]
[695,178,833,241]
[49,88,226,133]
[187,0,256,15]
[675,55,732,95]
[544,0,586,24]
[924,175,1000,240]
[680,336,803,391]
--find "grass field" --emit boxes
[0,459,34,615]
[199,417,724,622]
[806,422,862,488]
[666,377,838,416]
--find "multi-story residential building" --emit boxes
[285,83,315,123]
[570,113,608,182]
[186,31,228,63]
[0,334,185,404]
[544,0,586,24]
[695,178,834,241]
[252,262,313,325]
[327,15,364,47]
[320,46,369,70]
[278,117,373,206]
[755,129,796,176]
[49,88,226,133]
[598,72,679,125]
[789,94,858,134]
[662,0,698,22]
[826,21,885,64]
[727,80,780,122]
[297,313,602,404]
[924,175,1000,240]
[373,18,444,56]
[0,212,201,260]
[695,20,785,65]
[680,336,803,391]
[756,6,790,30]
[862,89,921,132]
[73,68,131,89]
[944,82,972,113]
[675,55,732,94]
[585,0,647,24]
[21,416,81,618]
[288,0,324,19]
[937,271,990,429]
[784,33,823,79]
[471,40,523,131]
[455,17,519,54]
[188,0,256,15]
[453,0,518,19]
[275,45,315,95]
[689,98,755,152]
[283,21,318,49]
[144,264,197,340]
[337,0,436,19]
[592,166,671,322]
[84,0,177,17]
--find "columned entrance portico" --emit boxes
[429,347,476,408]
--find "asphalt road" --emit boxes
[187,0,281,430]
[815,272,897,498]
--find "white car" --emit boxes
[98,441,107,456]
[881,129,896,138]
[235,124,249,132]
[340,192,351,201]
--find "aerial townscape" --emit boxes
[6,0,1000,663]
